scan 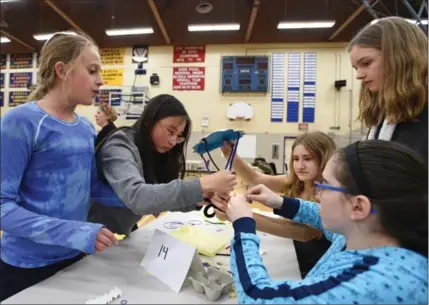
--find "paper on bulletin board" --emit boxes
[9,72,32,88]
[10,53,33,69]
[100,48,126,65]
[236,134,257,159]
[8,91,30,107]
[101,69,124,86]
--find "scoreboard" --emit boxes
[221,56,269,93]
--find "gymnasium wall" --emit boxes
[0,43,366,173]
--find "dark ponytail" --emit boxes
[336,140,428,257]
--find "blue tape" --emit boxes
[193,129,244,154]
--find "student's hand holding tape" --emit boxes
[245,184,283,209]
[95,227,118,253]
[200,170,237,194]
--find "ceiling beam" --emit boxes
[44,0,87,35]
[328,0,374,41]
[245,0,260,43]
[148,0,171,44]
[1,29,35,51]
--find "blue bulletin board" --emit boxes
[9,91,30,107]
[9,72,32,88]
[10,53,33,69]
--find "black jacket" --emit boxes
[372,103,428,165]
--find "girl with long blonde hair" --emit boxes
[349,16,427,162]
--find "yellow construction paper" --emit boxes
[114,233,126,241]
[169,225,231,257]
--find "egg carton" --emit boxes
[188,267,233,301]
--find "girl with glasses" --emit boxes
[213,132,336,277]
[226,140,427,304]
[89,94,237,235]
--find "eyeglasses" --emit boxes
[314,182,376,214]
[159,123,185,144]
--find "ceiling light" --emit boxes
[277,21,335,29]
[0,0,21,3]
[33,31,76,41]
[105,28,154,36]
[1,36,11,43]
[371,18,428,25]
[188,23,240,32]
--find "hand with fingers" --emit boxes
[245,184,283,209]
[210,192,231,213]
[200,170,237,194]
[220,140,236,159]
[226,194,253,223]
[95,227,118,253]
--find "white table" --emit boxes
[3,211,301,304]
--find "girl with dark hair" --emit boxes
[225,140,427,304]
[89,94,236,235]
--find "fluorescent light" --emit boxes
[277,21,335,29]
[188,23,240,32]
[371,18,428,25]
[1,36,10,43]
[105,28,153,36]
[33,31,76,41]
[0,0,21,3]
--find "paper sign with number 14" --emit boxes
[140,229,201,293]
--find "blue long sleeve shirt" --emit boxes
[230,197,428,304]
[1,102,104,268]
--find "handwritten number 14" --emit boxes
[158,244,168,260]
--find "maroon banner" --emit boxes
[173,67,205,91]
[173,46,205,63]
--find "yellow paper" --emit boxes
[169,225,231,257]
[114,233,126,241]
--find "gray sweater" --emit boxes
[89,128,203,235]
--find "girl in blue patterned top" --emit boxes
[0,32,118,301]
[226,140,427,304]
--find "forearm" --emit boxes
[231,154,261,184]
[253,213,322,242]
[1,201,102,254]
[109,176,203,215]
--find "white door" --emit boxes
[283,137,296,174]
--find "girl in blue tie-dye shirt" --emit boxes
[0,32,117,301]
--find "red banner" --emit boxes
[173,46,205,63]
[173,67,205,91]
